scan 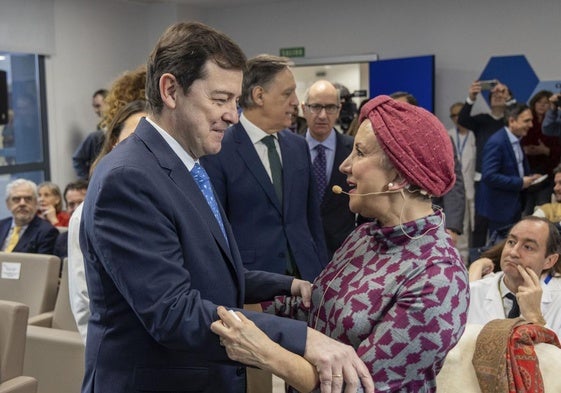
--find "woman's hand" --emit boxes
[211,306,277,369]
[211,306,332,392]
[468,257,495,282]
[39,204,59,225]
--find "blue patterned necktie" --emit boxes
[191,163,228,242]
[312,144,327,201]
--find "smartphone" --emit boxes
[479,79,498,91]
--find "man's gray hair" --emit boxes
[6,178,37,201]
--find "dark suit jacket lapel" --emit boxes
[0,219,10,247]
[134,119,234,263]
[277,130,297,211]
[233,124,282,214]
[323,132,352,209]
[14,216,38,252]
[502,129,527,176]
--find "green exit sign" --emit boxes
[280,47,305,58]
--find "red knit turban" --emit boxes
[358,95,455,197]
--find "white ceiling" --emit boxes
[129,0,284,7]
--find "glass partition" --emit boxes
[0,52,49,186]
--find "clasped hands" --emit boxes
[210,277,374,393]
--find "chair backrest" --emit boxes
[0,300,29,383]
[52,258,79,331]
[0,252,61,317]
[436,324,482,393]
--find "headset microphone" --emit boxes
[331,185,401,197]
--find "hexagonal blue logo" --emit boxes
[479,55,539,106]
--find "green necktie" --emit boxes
[261,135,283,203]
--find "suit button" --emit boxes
[236,367,245,376]
[278,252,285,258]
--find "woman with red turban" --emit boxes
[212,95,470,393]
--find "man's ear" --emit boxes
[159,73,178,110]
[252,86,264,106]
[544,253,559,271]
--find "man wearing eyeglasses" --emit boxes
[0,178,58,254]
[202,55,328,281]
[302,80,355,259]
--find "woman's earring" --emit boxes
[388,182,394,188]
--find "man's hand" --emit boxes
[468,81,481,101]
[516,265,546,325]
[304,328,374,393]
[522,174,542,189]
[549,93,561,109]
[291,278,313,308]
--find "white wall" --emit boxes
[202,0,561,125]
[0,0,55,54]
[2,0,561,188]
[46,0,182,186]
[1,0,208,188]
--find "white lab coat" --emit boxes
[468,272,561,337]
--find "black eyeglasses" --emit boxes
[305,104,340,115]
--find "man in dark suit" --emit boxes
[302,80,355,259]
[477,103,543,236]
[0,178,58,254]
[72,89,108,180]
[202,55,328,281]
[80,23,371,393]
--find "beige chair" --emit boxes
[24,259,85,393]
[0,300,38,393]
[0,253,61,318]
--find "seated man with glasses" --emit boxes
[0,178,59,254]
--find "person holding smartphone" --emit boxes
[542,93,561,137]
[457,80,516,247]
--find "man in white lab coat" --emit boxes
[468,216,561,336]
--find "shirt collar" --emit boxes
[505,127,521,143]
[11,219,29,231]
[499,273,516,298]
[146,117,197,170]
[240,113,278,145]
[305,129,337,151]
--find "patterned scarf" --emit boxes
[472,318,561,393]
